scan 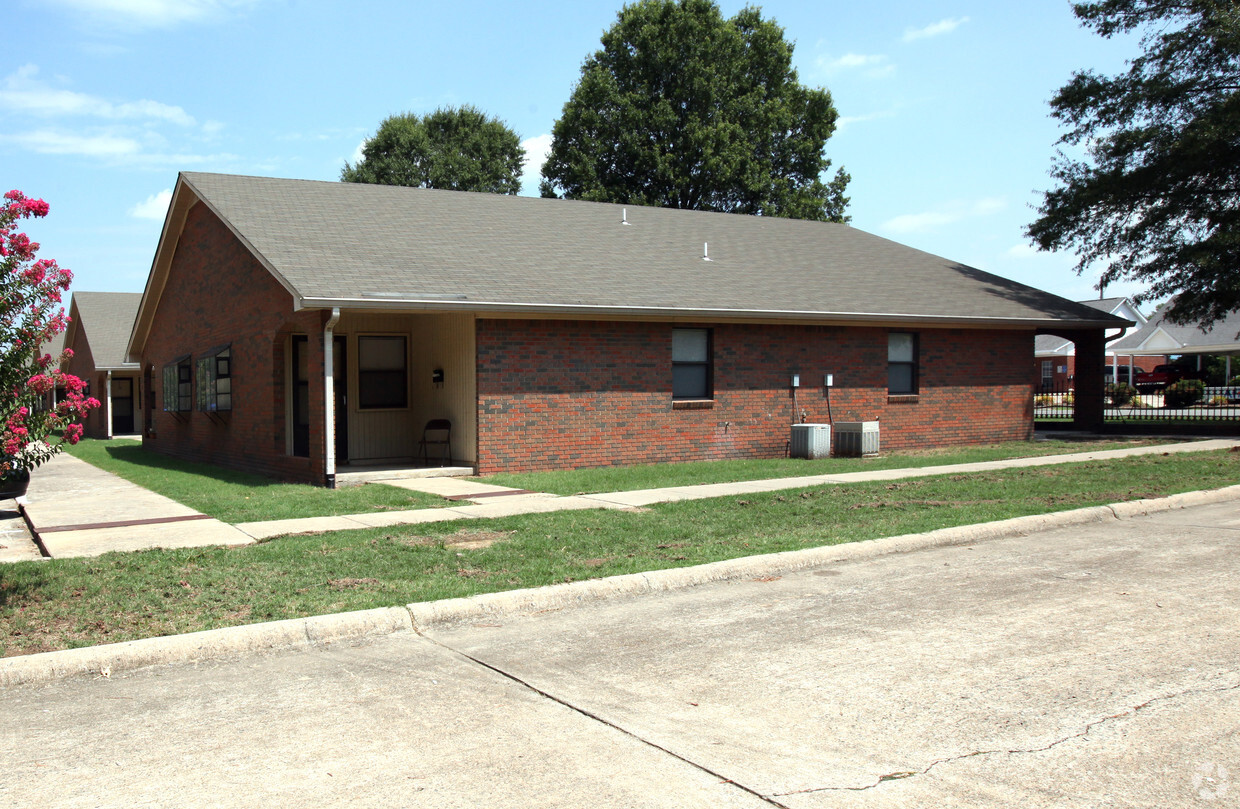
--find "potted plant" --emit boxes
[1,189,97,502]
[0,457,29,501]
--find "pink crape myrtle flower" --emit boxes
[1,189,94,476]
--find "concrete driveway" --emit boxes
[3,500,1238,807]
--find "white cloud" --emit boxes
[1006,243,1041,258]
[126,150,239,167]
[349,138,367,167]
[817,53,894,78]
[835,109,897,132]
[903,17,970,43]
[0,128,235,166]
[1,130,141,157]
[972,196,1007,216]
[202,120,225,135]
[129,189,172,220]
[882,210,959,233]
[0,65,194,125]
[881,197,1008,234]
[521,133,553,185]
[47,0,265,29]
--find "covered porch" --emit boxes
[288,309,479,487]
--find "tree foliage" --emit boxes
[1027,0,1240,327]
[342,106,525,195]
[540,0,849,222]
[1,191,97,482]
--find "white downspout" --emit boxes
[105,370,113,439]
[324,307,341,488]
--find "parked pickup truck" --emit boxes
[1134,364,1201,391]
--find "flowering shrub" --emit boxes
[1,190,98,484]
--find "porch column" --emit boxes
[105,370,113,440]
[1069,329,1107,431]
[323,307,341,488]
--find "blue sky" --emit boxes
[8,0,1144,309]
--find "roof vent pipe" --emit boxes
[703,242,712,261]
[622,208,630,225]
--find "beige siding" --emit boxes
[410,312,476,465]
[333,311,476,465]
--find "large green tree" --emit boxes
[342,106,525,195]
[539,0,850,222]
[1027,0,1240,328]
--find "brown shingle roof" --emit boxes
[176,172,1126,329]
[71,292,142,369]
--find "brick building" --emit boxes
[60,291,143,438]
[1033,296,1162,389]
[126,172,1126,485]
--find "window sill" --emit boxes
[672,399,715,410]
[888,394,919,404]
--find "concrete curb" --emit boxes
[5,484,1240,688]
[0,606,412,688]
[407,483,1240,629]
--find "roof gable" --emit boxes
[69,292,142,369]
[1111,304,1240,354]
[130,172,1131,356]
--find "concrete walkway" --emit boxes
[5,438,1237,558]
[234,438,1240,539]
[18,453,254,558]
[0,506,41,563]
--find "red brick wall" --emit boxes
[475,319,1035,474]
[134,206,1040,481]
[139,202,327,483]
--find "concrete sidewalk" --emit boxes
[0,506,41,563]
[19,452,254,558]
[234,438,1240,539]
[6,438,1238,557]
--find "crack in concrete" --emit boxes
[776,676,1240,796]
[419,632,792,808]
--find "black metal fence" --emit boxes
[1034,383,1240,424]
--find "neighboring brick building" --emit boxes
[126,172,1127,485]
[1033,296,1162,390]
[60,292,143,439]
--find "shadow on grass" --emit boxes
[0,564,47,610]
[101,444,288,490]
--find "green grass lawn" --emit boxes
[478,437,1168,495]
[63,439,447,523]
[2,448,1236,657]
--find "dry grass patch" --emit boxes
[444,529,516,550]
[328,578,382,589]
